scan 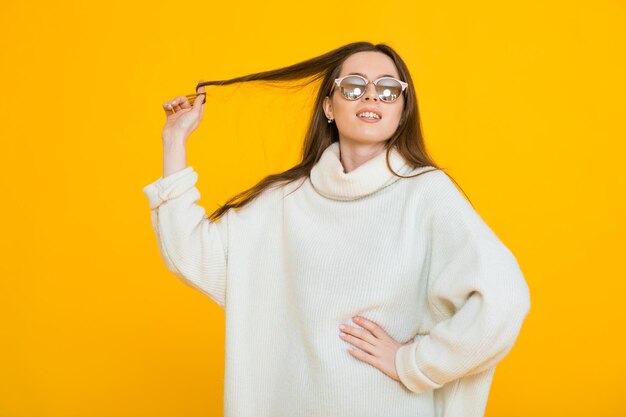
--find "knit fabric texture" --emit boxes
[142,141,531,417]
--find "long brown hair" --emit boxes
[196,41,470,221]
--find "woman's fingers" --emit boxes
[163,96,185,115]
[163,100,174,116]
[192,80,206,119]
[339,317,407,382]
[340,323,378,346]
[179,96,192,110]
[194,80,206,109]
[162,79,206,117]
[351,316,389,340]
[163,98,180,115]
[171,96,184,112]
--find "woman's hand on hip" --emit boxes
[339,316,414,383]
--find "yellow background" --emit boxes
[1,0,625,416]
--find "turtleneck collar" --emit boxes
[309,142,414,201]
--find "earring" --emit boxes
[327,118,334,123]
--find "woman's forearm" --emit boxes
[162,137,187,178]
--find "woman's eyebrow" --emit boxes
[348,72,396,78]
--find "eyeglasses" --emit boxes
[329,75,408,102]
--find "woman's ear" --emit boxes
[323,96,333,120]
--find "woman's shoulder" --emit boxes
[413,168,506,245]
[403,166,479,222]
[403,165,456,196]
[228,176,306,219]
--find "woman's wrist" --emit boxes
[162,137,187,178]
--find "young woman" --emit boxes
[143,41,531,417]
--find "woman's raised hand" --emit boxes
[161,80,206,144]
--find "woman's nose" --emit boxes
[362,82,379,101]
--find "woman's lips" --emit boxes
[357,116,381,123]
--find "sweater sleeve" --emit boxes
[142,166,228,309]
[395,170,531,393]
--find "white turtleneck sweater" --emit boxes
[142,141,531,417]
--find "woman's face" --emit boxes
[323,51,405,147]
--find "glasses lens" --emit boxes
[339,76,367,100]
[376,78,403,102]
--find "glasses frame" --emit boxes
[329,75,408,102]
